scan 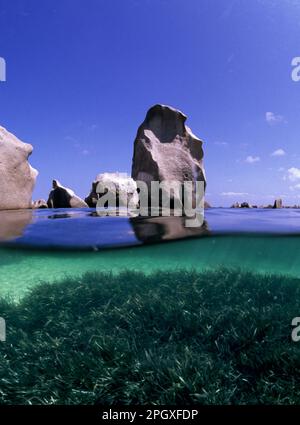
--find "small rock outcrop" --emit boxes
[32,199,48,209]
[131,104,206,208]
[85,172,139,208]
[273,198,283,209]
[0,126,38,210]
[240,202,251,208]
[231,202,252,209]
[47,180,88,208]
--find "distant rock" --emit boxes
[131,104,206,209]
[32,199,48,209]
[47,180,88,208]
[273,198,283,209]
[231,201,253,209]
[240,202,251,208]
[204,201,211,209]
[85,172,139,209]
[0,126,38,210]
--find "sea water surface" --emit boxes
[0,208,300,299]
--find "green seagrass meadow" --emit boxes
[0,268,299,405]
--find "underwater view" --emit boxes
[1,208,300,405]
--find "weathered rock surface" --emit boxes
[131,104,206,208]
[0,126,38,210]
[85,172,139,209]
[47,180,88,208]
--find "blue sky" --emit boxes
[1,0,300,206]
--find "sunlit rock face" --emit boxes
[0,126,38,210]
[47,180,88,208]
[131,104,206,208]
[85,172,139,209]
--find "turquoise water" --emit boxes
[1,208,300,298]
[0,209,300,297]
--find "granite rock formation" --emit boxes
[85,172,139,209]
[47,180,88,208]
[131,105,206,209]
[0,126,38,210]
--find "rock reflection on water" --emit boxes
[0,209,33,241]
[0,208,209,249]
[131,216,209,243]
[4,207,300,250]
[47,213,72,219]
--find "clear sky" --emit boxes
[1,0,300,206]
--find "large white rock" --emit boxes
[0,126,38,210]
[131,104,206,208]
[85,172,139,209]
